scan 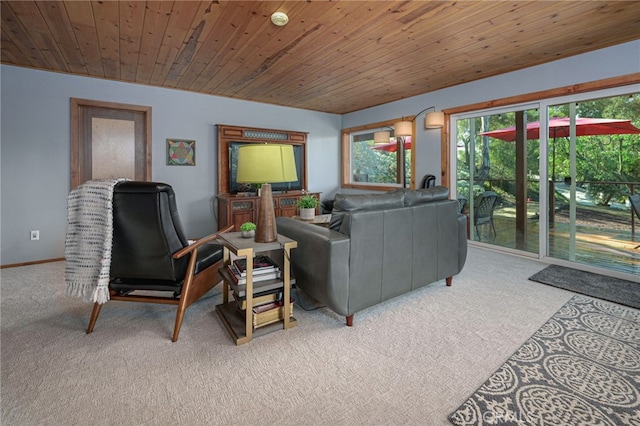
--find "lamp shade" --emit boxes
[425,111,445,129]
[236,144,298,184]
[394,120,413,137]
[373,131,391,144]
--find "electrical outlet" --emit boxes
[30,230,40,241]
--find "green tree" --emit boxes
[551,95,640,204]
[352,138,411,184]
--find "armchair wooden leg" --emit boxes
[446,276,452,286]
[172,311,186,343]
[172,298,190,342]
[87,302,103,334]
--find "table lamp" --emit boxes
[236,144,298,242]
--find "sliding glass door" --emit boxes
[455,105,540,254]
[452,90,640,278]
[546,95,640,275]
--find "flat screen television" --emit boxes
[228,142,305,194]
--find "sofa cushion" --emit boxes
[403,186,449,206]
[329,191,405,230]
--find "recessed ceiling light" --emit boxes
[271,11,289,27]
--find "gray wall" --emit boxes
[2,40,638,265]
[0,66,342,265]
[343,40,640,188]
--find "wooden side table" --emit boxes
[215,232,297,345]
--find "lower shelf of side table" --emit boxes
[216,302,297,345]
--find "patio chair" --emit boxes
[629,193,640,249]
[457,196,467,214]
[473,191,498,241]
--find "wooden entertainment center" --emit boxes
[216,124,320,231]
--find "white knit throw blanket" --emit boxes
[65,178,128,304]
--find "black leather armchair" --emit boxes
[86,181,231,342]
[420,174,436,188]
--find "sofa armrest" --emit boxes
[275,217,351,316]
[457,213,468,271]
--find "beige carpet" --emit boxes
[1,247,575,425]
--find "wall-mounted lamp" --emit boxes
[394,106,444,136]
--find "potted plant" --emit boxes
[240,221,256,238]
[297,194,318,220]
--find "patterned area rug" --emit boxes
[449,296,640,425]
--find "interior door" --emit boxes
[70,98,151,188]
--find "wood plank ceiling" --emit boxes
[2,1,639,114]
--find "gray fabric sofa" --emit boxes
[276,186,467,326]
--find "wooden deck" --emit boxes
[470,204,640,277]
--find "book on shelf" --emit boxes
[226,264,280,285]
[228,263,279,279]
[252,299,294,328]
[227,274,284,298]
[230,262,278,277]
[233,289,283,311]
[233,255,278,276]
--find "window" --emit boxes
[342,119,412,190]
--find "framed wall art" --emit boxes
[166,138,196,166]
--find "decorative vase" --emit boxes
[300,208,315,220]
[241,230,255,238]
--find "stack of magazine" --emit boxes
[227,255,280,288]
[225,255,294,328]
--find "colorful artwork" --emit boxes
[167,139,195,166]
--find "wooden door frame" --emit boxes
[70,98,152,189]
